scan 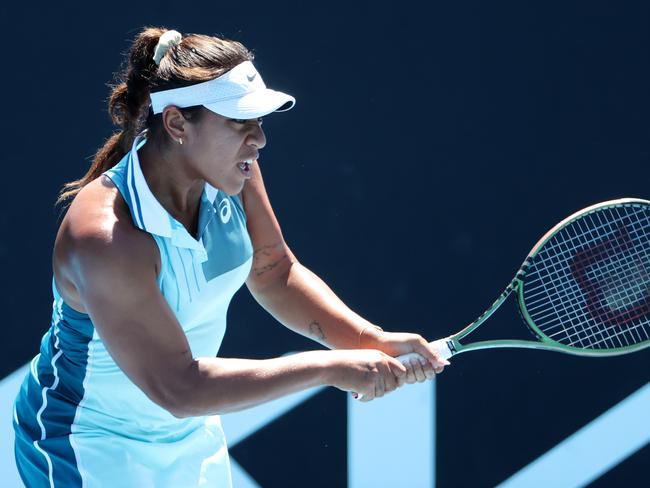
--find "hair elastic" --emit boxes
[153,30,182,66]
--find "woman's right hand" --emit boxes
[325,349,408,402]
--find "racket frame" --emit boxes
[437,198,650,359]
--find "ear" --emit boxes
[161,106,186,142]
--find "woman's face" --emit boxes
[183,109,266,195]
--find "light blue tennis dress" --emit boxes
[13,133,253,487]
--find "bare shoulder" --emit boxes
[53,175,160,311]
[52,179,193,415]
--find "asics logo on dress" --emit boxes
[219,198,232,224]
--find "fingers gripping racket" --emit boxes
[400,198,650,365]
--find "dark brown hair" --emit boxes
[56,27,253,206]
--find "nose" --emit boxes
[246,121,266,150]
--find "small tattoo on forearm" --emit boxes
[309,320,326,341]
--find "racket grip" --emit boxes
[395,338,453,364]
[353,338,453,400]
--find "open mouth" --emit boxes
[237,160,252,175]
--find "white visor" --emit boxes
[149,61,295,119]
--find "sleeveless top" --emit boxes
[13,133,253,487]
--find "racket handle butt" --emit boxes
[430,338,453,361]
[395,338,453,364]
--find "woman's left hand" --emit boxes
[363,330,450,385]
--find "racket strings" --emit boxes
[547,210,650,347]
[526,223,646,346]
[546,217,650,347]
[522,204,650,350]
[525,214,650,307]
[571,219,650,321]
[531,212,649,321]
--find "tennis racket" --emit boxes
[399,198,650,365]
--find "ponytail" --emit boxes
[56,27,166,207]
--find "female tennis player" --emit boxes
[13,27,449,487]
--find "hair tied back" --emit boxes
[153,30,182,66]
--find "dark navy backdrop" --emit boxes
[2,1,649,486]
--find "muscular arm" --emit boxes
[252,260,381,350]
[241,162,450,379]
[242,161,383,350]
[58,182,405,418]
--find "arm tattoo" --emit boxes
[252,243,288,277]
[253,255,288,277]
[309,320,326,341]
